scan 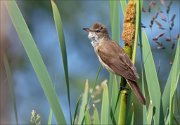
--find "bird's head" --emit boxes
[83,23,109,42]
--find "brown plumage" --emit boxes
[83,23,146,105]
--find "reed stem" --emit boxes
[118,0,137,124]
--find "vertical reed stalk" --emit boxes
[118,0,136,124]
[118,90,128,124]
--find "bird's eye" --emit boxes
[96,30,100,33]
[96,27,103,33]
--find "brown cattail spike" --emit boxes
[122,0,136,46]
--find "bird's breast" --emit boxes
[96,54,114,73]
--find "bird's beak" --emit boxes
[83,28,93,32]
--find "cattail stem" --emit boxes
[118,0,137,124]
[124,45,133,59]
[118,90,128,125]
[118,45,132,125]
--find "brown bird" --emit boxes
[83,23,146,105]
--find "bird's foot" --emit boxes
[119,86,129,91]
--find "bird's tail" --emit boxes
[127,80,146,105]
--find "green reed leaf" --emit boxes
[93,105,100,124]
[50,0,72,123]
[120,0,127,15]
[162,38,180,115]
[101,82,109,124]
[3,54,18,125]
[85,109,91,125]
[109,0,120,43]
[72,96,81,125]
[168,39,180,125]
[48,108,53,125]
[78,80,88,124]
[5,1,66,124]
[132,0,140,64]
[141,31,163,124]
[147,100,153,124]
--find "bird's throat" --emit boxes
[88,32,99,47]
[91,40,99,47]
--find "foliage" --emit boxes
[4,0,179,124]
[5,1,66,124]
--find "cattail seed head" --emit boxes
[122,0,136,46]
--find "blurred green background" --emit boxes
[0,0,179,124]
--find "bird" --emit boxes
[83,23,146,105]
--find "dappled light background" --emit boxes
[1,0,179,124]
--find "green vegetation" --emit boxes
[5,1,66,124]
[4,0,179,124]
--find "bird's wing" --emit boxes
[97,41,138,81]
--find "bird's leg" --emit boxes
[119,78,129,91]
[119,86,130,91]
